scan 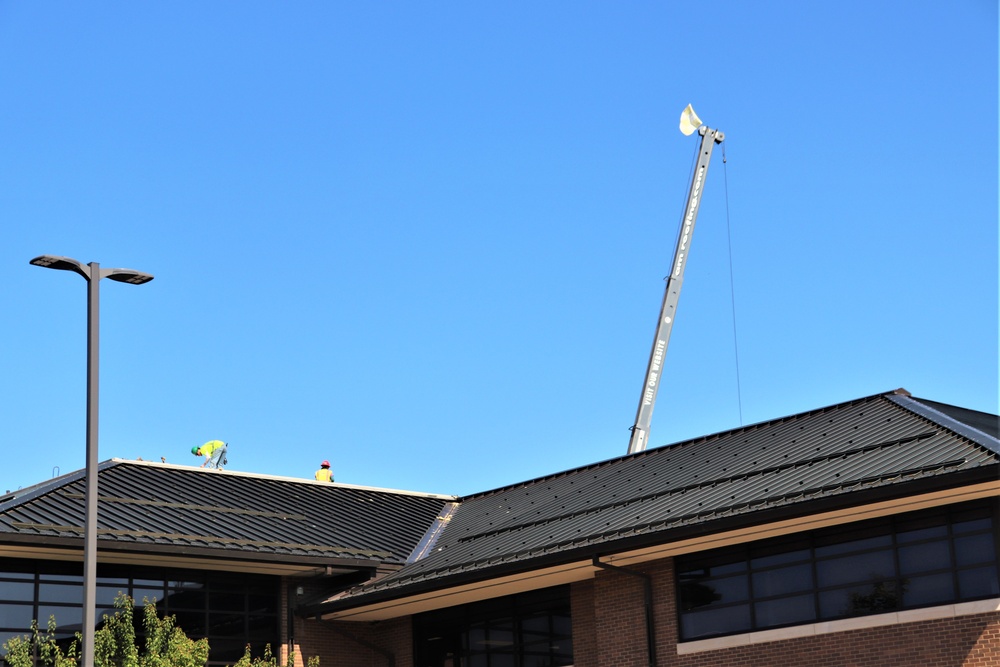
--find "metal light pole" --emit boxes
[30,255,153,667]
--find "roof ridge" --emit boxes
[110,459,457,500]
[459,390,898,502]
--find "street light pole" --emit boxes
[30,255,153,667]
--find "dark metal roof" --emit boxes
[322,389,1000,609]
[0,460,453,569]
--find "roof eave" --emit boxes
[317,464,1000,619]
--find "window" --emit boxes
[676,500,999,641]
[414,586,573,667]
[0,561,279,667]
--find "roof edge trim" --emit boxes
[889,395,1000,455]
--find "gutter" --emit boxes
[592,556,657,667]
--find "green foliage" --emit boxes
[1,596,312,667]
[231,644,318,667]
[1,596,208,667]
[2,617,78,667]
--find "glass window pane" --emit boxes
[521,614,548,634]
[680,604,751,640]
[816,551,894,588]
[904,573,954,606]
[751,548,810,569]
[754,593,816,628]
[709,561,747,576]
[955,534,996,567]
[95,586,126,606]
[247,593,276,615]
[171,610,205,635]
[38,583,82,605]
[0,603,35,629]
[133,587,164,605]
[209,592,244,612]
[39,574,81,583]
[0,582,34,602]
[164,588,206,610]
[679,574,748,610]
[958,566,1000,599]
[37,605,82,630]
[680,554,746,577]
[815,534,892,557]
[248,615,277,636]
[953,516,991,535]
[207,613,243,637]
[899,541,951,574]
[705,575,749,603]
[752,563,812,597]
[898,525,948,543]
[820,580,901,617]
[815,521,892,557]
[0,571,33,581]
[552,613,571,636]
[491,653,515,667]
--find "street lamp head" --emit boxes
[30,255,154,285]
[106,269,154,285]
[30,254,89,279]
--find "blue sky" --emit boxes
[1,2,996,497]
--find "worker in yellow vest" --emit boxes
[315,460,333,482]
[192,440,228,469]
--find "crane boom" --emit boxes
[627,121,725,454]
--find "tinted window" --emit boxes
[676,501,999,641]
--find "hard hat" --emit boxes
[191,446,200,455]
[321,460,330,468]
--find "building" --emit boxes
[1,388,998,666]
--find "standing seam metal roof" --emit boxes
[0,461,453,565]
[326,390,1000,603]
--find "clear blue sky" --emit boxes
[1,2,996,497]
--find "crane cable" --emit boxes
[721,142,745,426]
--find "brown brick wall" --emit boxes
[285,615,411,667]
[676,612,1000,667]
[280,578,412,667]
[570,556,1000,667]
[586,560,677,667]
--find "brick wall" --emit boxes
[676,612,1000,667]
[280,578,413,667]
[571,556,1000,667]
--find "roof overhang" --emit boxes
[320,474,1000,621]
[0,537,389,578]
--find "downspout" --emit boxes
[326,624,396,667]
[287,583,298,659]
[592,556,657,667]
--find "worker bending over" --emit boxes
[193,440,228,469]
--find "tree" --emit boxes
[2,596,208,667]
